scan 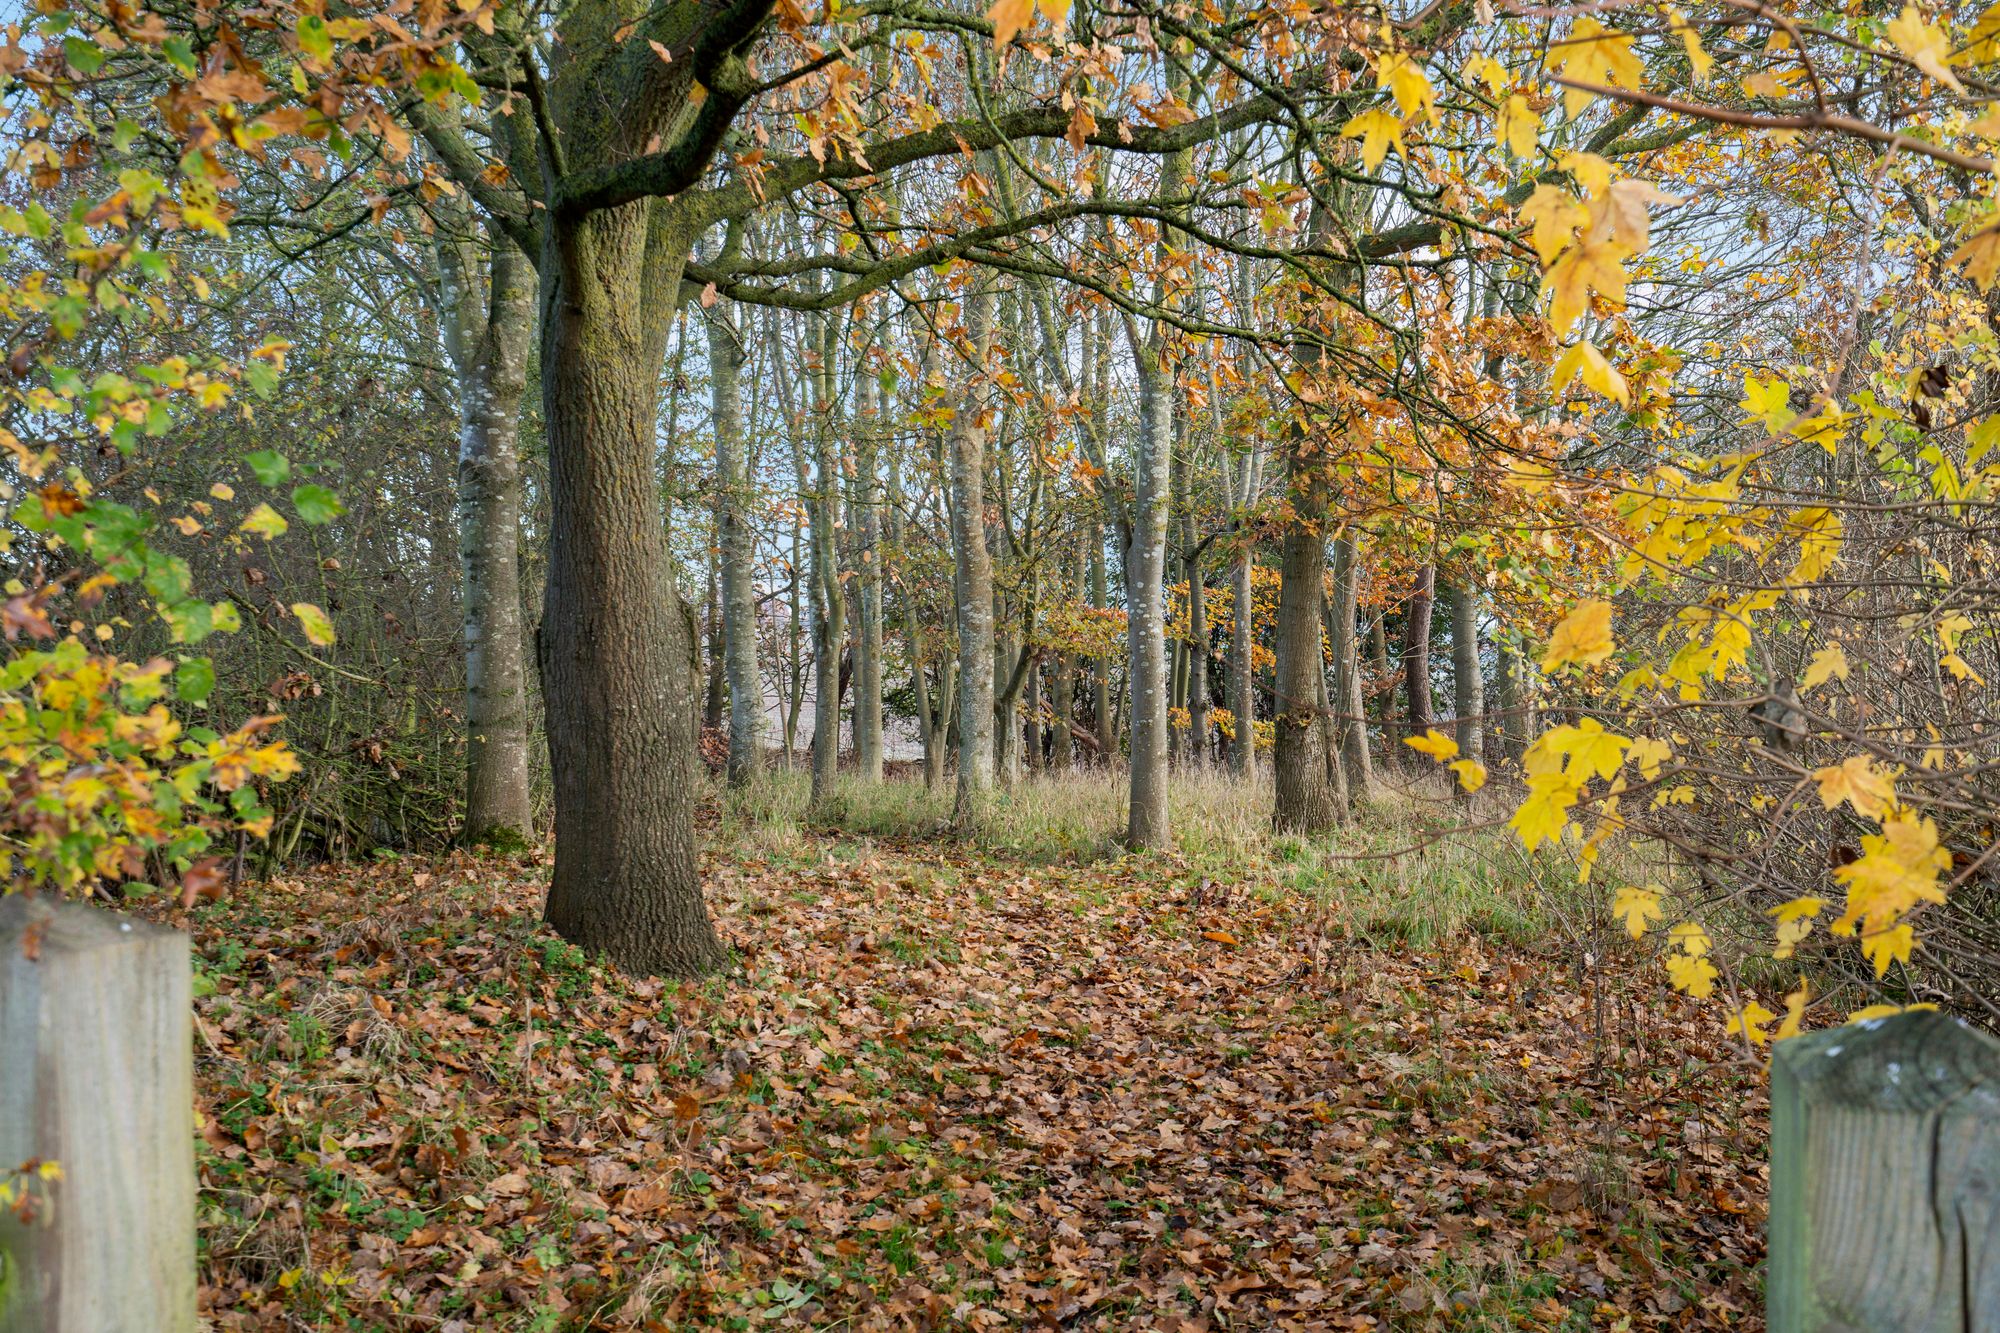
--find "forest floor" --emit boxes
[182,791,1768,1331]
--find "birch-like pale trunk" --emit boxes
[1404,563,1438,737]
[1124,325,1173,849]
[1330,530,1373,799]
[951,280,998,826]
[1450,580,1483,766]
[852,326,884,783]
[706,303,761,787]
[438,226,534,845]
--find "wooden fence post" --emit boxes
[1769,1008,2000,1332]
[0,894,195,1332]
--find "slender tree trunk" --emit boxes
[993,625,1019,789]
[853,328,884,783]
[1330,530,1372,799]
[1024,657,1044,774]
[1371,613,1396,769]
[1450,580,1483,766]
[537,205,723,976]
[1228,545,1255,779]
[1090,527,1114,764]
[1494,634,1530,763]
[1124,330,1172,850]
[706,303,762,788]
[441,230,535,846]
[808,313,845,804]
[1272,525,1337,832]
[702,558,725,728]
[1404,563,1437,736]
[952,281,998,826]
[1183,492,1210,766]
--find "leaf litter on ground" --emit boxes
[172,824,1766,1330]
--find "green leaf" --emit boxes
[291,484,344,525]
[62,35,105,75]
[295,14,333,62]
[245,450,290,486]
[175,657,216,705]
[162,36,196,76]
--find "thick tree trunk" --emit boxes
[1125,338,1172,850]
[952,282,998,826]
[1404,563,1437,735]
[537,205,723,976]
[706,303,762,788]
[1330,530,1373,800]
[1449,580,1483,765]
[440,229,535,847]
[1272,524,1338,833]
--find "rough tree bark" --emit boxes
[536,198,724,975]
[1272,524,1338,832]
[438,225,534,846]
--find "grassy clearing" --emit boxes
[721,765,1610,957]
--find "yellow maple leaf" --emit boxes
[1463,51,1508,96]
[987,0,1035,46]
[1555,17,1645,117]
[1626,734,1672,779]
[1861,921,1916,977]
[1449,758,1488,793]
[1542,239,1628,335]
[1942,651,1985,684]
[1376,51,1436,121]
[1801,642,1849,691]
[1611,884,1663,938]
[1952,225,2000,291]
[1668,921,1712,958]
[1776,978,1810,1039]
[1340,107,1405,171]
[1510,771,1581,850]
[1813,754,1897,819]
[1404,727,1459,761]
[1517,184,1587,266]
[1885,4,1964,93]
[1541,599,1615,672]
[1770,896,1825,959]
[1665,951,1718,998]
[1496,93,1540,159]
[1669,8,1713,83]
[1551,339,1629,406]
[1726,1000,1776,1045]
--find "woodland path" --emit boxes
[186,830,1765,1330]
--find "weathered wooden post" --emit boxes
[0,894,195,1332]
[1770,1008,2000,1331]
